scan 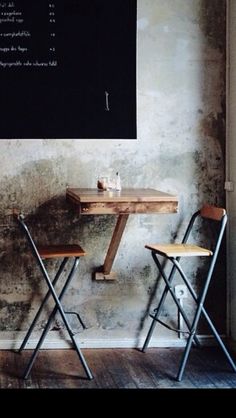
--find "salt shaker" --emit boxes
[115,172,121,191]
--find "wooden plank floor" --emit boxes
[0,347,236,389]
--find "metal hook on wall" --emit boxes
[105,91,110,111]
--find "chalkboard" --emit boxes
[0,0,137,139]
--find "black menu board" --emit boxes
[0,0,136,139]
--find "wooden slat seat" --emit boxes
[38,244,86,259]
[145,243,212,257]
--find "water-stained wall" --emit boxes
[0,0,226,347]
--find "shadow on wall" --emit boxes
[0,189,116,335]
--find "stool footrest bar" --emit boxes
[149,315,192,335]
[65,311,87,330]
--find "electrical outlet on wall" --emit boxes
[174,284,188,299]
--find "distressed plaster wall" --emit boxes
[0,0,226,347]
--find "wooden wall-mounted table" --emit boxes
[66,188,178,280]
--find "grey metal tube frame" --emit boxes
[17,214,93,380]
[142,210,236,381]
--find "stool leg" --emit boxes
[172,259,236,374]
[24,302,93,380]
[23,257,79,379]
[156,256,201,345]
[202,308,236,372]
[177,331,196,382]
[142,253,200,353]
[176,264,227,381]
[177,311,236,381]
[23,257,93,380]
[142,252,200,352]
[19,257,69,353]
[142,282,172,352]
[177,302,204,381]
[142,253,179,352]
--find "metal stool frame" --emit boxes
[142,206,236,381]
[17,214,93,380]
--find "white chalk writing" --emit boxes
[0,31,30,37]
[0,1,58,69]
[0,60,57,67]
[0,45,27,52]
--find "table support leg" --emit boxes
[95,214,129,280]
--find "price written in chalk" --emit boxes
[0,1,58,68]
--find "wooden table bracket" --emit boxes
[66,188,178,281]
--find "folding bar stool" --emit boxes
[142,205,236,381]
[16,213,93,380]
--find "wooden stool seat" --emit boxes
[145,243,212,257]
[38,244,86,259]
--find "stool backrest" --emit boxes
[16,213,45,269]
[182,205,227,255]
[200,205,226,221]
[17,214,36,247]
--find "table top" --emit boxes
[66,188,178,203]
